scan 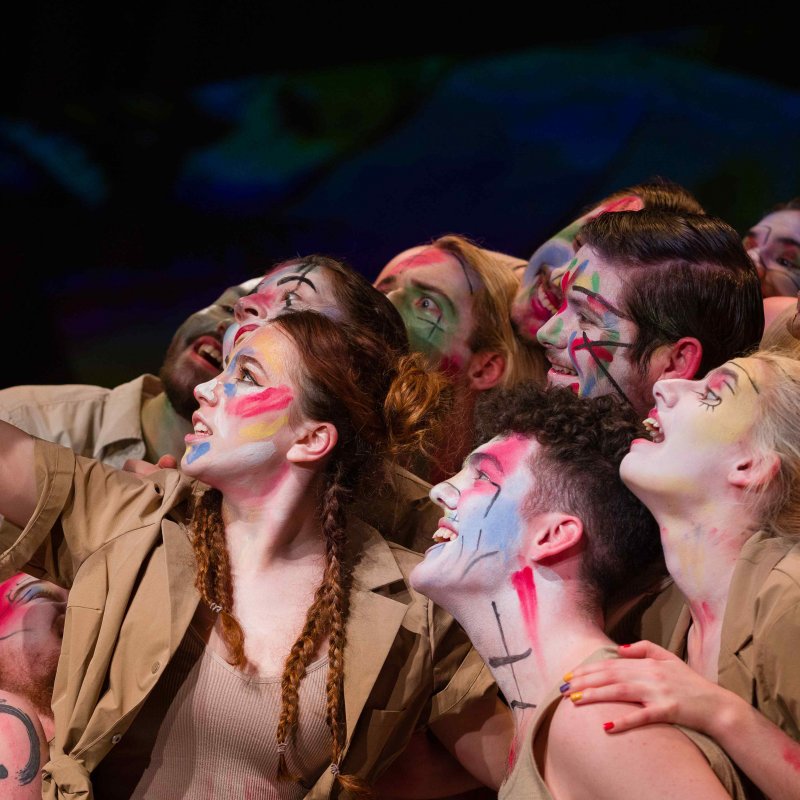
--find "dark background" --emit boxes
[4,6,799,389]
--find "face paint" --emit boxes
[374,246,481,376]
[159,278,262,420]
[181,326,299,491]
[536,248,640,405]
[223,262,341,363]
[511,195,644,341]
[0,574,66,708]
[621,357,766,515]
[743,209,800,298]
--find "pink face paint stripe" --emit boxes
[227,385,293,418]
[511,566,544,670]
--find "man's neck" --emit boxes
[444,572,610,736]
[140,392,193,463]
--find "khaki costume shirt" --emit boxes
[0,374,162,468]
[666,531,800,741]
[0,439,496,799]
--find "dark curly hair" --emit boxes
[474,382,663,612]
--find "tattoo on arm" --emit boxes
[0,700,40,785]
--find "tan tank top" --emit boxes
[91,621,332,798]
[498,646,747,800]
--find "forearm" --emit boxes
[707,689,800,800]
[0,421,37,529]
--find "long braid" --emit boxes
[189,488,246,668]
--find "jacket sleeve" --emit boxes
[0,437,189,588]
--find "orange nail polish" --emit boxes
[570,691,583,702]
[562,672,573,681]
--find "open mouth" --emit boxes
[642,410,664,442]
[432,518,458,544]
[189,412,212,439]
[547,361,577,377]
[191,336,223,371]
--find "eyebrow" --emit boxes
[409,279,457,314]
[277,274,317,291]
[571,285,626,318]
[8,577,38,603]
[726,362,760,394]
[773,237,800,249]
[467,451,505,474]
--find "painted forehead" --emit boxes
[378,247,481,294]
[715,358,764,394]
[565,249,628,312]
[468,434,535,475]
[229,322,292,368]
[749,209,800,239]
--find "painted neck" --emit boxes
[653,502,755,611]
[141,392,193,463]
[446,566,609,732]
[221,464,327,572]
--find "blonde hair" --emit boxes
[748,349,800,539]
[433,234,547,387]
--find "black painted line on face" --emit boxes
[581,332,633,407]
[572,285,627,319]
[490,601,534,710]
[415,312,445,340]
[489,648,532,668]
[461,550,500,578]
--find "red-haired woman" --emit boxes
[0,308,510,798]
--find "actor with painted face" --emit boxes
[0,303,510,798]
[510,177,706,343]
[0,278,259,469]
[374,234,547,481]
[0,573,67,799]
[537,209,764,419]
[225,254,445,555]
[562,351,800,800]
[744,198,800,299]
[410,383,746,800]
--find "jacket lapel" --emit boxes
[341,520,410,749]
[162,517,201,651]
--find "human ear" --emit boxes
[525,512,584,562]
[467,350,507,391]
[287,422,338,464]
[728,451,780,489]
[652,337,703,382]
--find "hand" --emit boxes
[121,454,179,476]
[560,640,736,735]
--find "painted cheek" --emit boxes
[226,386,293,418]
[185,441,211,464]
[240,414,290,440]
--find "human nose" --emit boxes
[537,307,567,348]
[651,377,683,409]
[194,377,220,405]
[430,480,460,511]
[235,293,269,322]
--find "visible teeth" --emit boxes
[432,528,458,544]
[197,343,222,367]
[537,284,558,315]
[194,421,210,435]
[550,363,576,376]
[642,417,664,442]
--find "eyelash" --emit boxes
[695,387,722,410]
[476,469,491,481]
[283,291,299,308]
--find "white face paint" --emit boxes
[182,325,301,495]
[744,209,800,298]
[222,262,341,364]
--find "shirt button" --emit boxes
[111,734,122,745]
[151,661,161,674]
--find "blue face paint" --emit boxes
[186,441,211,464]
[223,382,236,397]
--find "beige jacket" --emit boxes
[666,531,800,740]
[0,374,162,468]
[0,439,496,799]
